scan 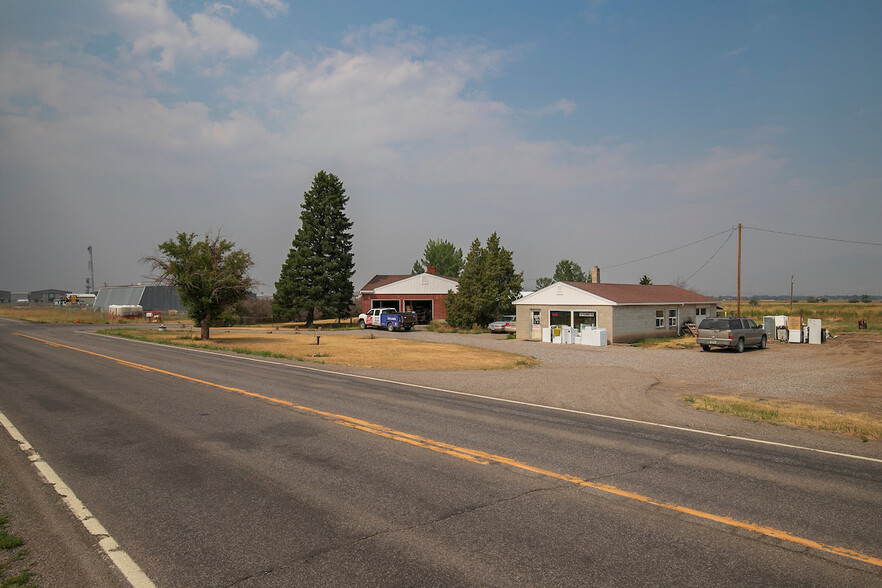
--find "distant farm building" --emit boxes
[93,285,185,314]
[28,289,69,304]
[0,290,10,303]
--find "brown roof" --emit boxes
[360,273,458,292]
[562,282,718,304]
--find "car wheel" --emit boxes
[701,344,711,352]
[358,320,366,329]
[735,338,745,353]
[387,323,395,332]
[759,335,767,349]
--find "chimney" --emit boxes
[426,265,436,275]
[591,266,600,283]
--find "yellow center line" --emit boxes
[15,332,882,568]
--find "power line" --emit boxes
[742,226,882,247]
[683,228,737,283]
[601,227,735,270]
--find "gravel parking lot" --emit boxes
[331,330,882,455]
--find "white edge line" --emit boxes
[86,331,882,465]
[0,408,156,588]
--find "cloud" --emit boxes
[532,99,577,116]
[724,46,748,58]
[3,10,874,296]
[112,0,258,72]
[237,0,289,18]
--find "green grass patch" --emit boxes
[0,496,35,588]
[99,329,292,360]
[684,394,882,440]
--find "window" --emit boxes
[668,309,677,328]
[577,311,596,329]
[550,310,572,327]
[656,309,664,328]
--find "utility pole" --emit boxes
[736,223,742,316]
[790,275,794,312]
[87,245,95,294]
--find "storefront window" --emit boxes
[577,311,596,329]
[550,310,597,329]
[550,310,572,327]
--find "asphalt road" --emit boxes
[1,320,880,587]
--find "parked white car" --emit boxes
[488,315,517,334]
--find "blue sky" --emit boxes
[1,0,880,297]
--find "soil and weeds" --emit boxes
[425,320,490,334]
[0,492,35,588]
[631,337,697,349]
[684,394,882,441]
[102,328,538,370]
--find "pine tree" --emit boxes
[273,171,355,326]
[445,232,523,329]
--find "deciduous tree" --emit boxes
[412,238,463,277]
[536,259,590,288]
[274,171,355,326]
[142,231,256,340]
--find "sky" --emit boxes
[1,0,880,298]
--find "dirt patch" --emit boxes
[783,334,882,417]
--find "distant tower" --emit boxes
[87,245,95,294]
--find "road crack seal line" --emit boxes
[16,331,882,571]
[294,484,570,568]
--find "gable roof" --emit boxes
[361,274,412,292]
[360,272,459,294]
[564,282,718,304]
[516,281,717,306]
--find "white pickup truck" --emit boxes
[358,308,418,332]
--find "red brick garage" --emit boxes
[360,267,458,323]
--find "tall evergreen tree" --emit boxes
[411,238,463,277]
[445,232,523,329]
[274,171,355,326]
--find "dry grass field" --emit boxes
[107,328,538,371]
[719,300,882,334]
[0,305,115,324]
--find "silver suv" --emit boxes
[697,317,767,353]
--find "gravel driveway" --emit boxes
[327,329,882,456]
